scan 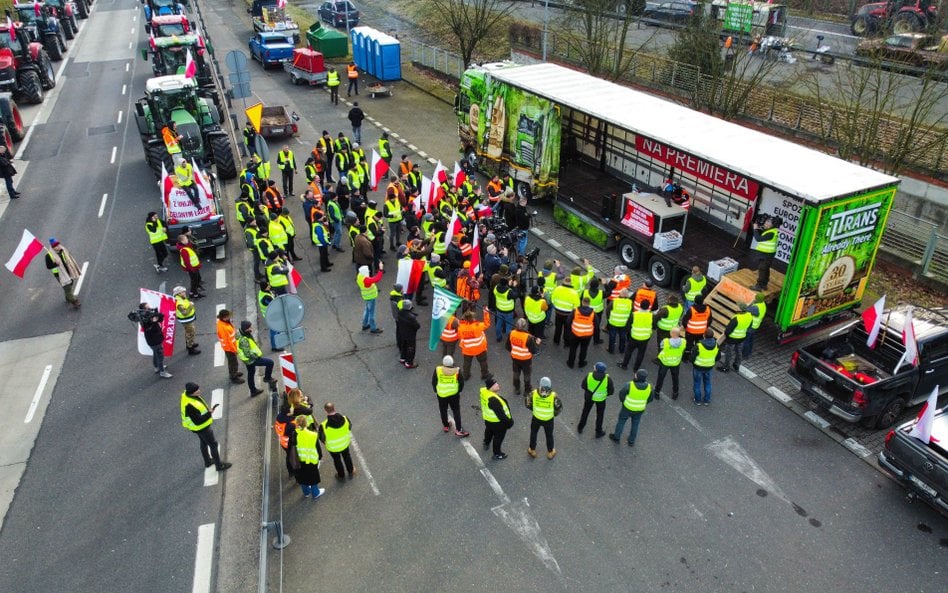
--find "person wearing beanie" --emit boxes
[173,286,201,356]
[655,327,686,400]
[507,317,540,396]
[319,402,357,480]
[607,288,633,355]
[236,320,277,397]
[356,263,385,334]
[294,414,326,499]
[396,299,421,368]
[653,294,684,349]
[619,299,653,372]
[311,211,334,272]
[389,283,406,323]
[610,369,652,447]
[432,355,469,437]
[523,285,549,339]
[692,329,720,405]
[681,293,712,359]
[719,304,754,373]
[525,377,562,459]
[145,211,169,273]
[215,309,244,384]
[578,361,614,437]
[180,382,231,472]
[742,294,766,359]
[480,377,513,460]
[45,238,82,308]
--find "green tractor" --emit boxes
[143,34,219,102]
[134,74,237,180]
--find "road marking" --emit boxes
[787,24,856,40]
[130,27,135,34]
[294,137,305,145]
[192,523,215,593]
[349,437,380,495]
[110,146,117,164]
[672,404,704,433]
[216,268,226,289]
[706,436,788,502]
[547,238,561,248]
[843,438,872,458]
[121,84,127,95]
[804,410,831,429]
[13,55,70,160]
[532,228,545,236]
[215,244,226,260]
[203,466,218,487]
[24,365,53,423]
[738,367,756,379]
[132,14,136,22]
[407,144,417,151]
[767,386,792,404]
[417,151,428,159]
[214,343,224,367]
[125,63,130,72]
[97,193,108,218]
[117,110,122,124]
[211,388,223,419]
[128,41,133,49]
[73,261,89,296]
[480,468,508,502]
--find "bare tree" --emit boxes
[557,0,645,78]
[420,0,517,68]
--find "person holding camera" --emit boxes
[135,303,172,378]
[750,216,780,291]
[180,383,231,472]
[512,196,532,256]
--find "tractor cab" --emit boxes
[144,75,203,156]
[150,14,191,37]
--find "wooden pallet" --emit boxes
[705,268,785,338]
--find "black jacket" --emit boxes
[395,308,420,341]
[141,313,164,347]
[347,107,365,127]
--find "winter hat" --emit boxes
[172,286,187,296]
[240,320,253,332]
[442,355,454,367]
[393,283,404,292]
[185,382,200,395]
[49,237,60,247]
[358,265,370,277]
[594,362,607,373]
[485,377,497,389]
[635,369,648,382]
[402,300,414,310]
[430,254,441,264]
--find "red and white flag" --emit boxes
[452,161,466,189]
[441,210,458,253]
[288,262,302,294]
[34,2,41,17]
[192,159,211,206]
[137,288,177,357]
[277,0,287,8]
[901,306,919,370]
[5,229,44,278]
[160,162,175,209]
[396,257,426,296]
[370,149,389,191]
[469,222,481,277]
[6,18,16,43]
[184,49,197,79]
[420,175,434,211]
[149,33,157,51]
[433,160,448,184]
[908,386,940,444]
[862,295,885,348]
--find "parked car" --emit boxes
[879,405,948,513]
[317,1,360,29]
[788,306,948,428]
[855,32,948,70]
[642,1,698,25]
[248,32,295,68]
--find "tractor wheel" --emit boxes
[63,19,75,40]
[144,141,171,176]
[77,1,88,19]
[71,16,79,35]
[1,125,12,155]
[44,36,63,61]
[209,134,238,180]
[0,95,25,141]
[892,13,921,34]
[850,16,871,36]
[38,51,56,90]
[17,70,44,105]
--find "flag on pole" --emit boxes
[908,386,940,444]
[441,210,458,253]
[184,49,197,79]
[742,202,756,234]
[452,161,467,189]
[432,161,448,206]
[287,263,302,294]
[420,175,434,211]
[370,149,389,191]
[160,162,175,210]
[149,33,157,51]
[902,306,919,369]
[137,288,177,357]
[469,222,481,277]
[5,229,44,278]
[862,295,886,348]
[429,286,463,351]
[277,0,287,8]
[396,257,426,296]
[7,18,16,43]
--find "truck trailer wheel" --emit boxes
[618,239,643,268]
[515,180,532,202]
[876,396,907,429]
[647,254,672,287]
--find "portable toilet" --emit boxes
[350,26,369,70]
[361,28,378,77]
[373,31,401,81]
[306,22,349,59]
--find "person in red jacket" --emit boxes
[177,233,205,298]
[356,263,385,334]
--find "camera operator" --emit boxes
[512,196,532,256]
[750,215,780,291]
[132,303,172,378]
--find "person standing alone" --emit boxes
[145,212,169,273]
[525,377,562,459]
[481,378,513,460]
[356,263,384,334]
[346,61,359,96]
[180,382,231,472]
[45,238,81,308]
[348,102,365,144]
[277,145,297,197]
[0,143,21,199]
[432,355,469,437]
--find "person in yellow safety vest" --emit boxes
[319,401,358,479]
[145,211,169,272]
[750,216,780,291]
[525,376,562,459]
[326,66,340,105]
[268,211,289,252]
[346,61,359,96]
[177,233,205,298]
[174,158,201,208]
[607,288,633,355]
[293,414,326,499]
[265,251,291,296]
[378,131,392,166]
[681,265,707,309]
[550,277,580,346]
[236,320,277,397]
[173,285,201,355]
[311,213,333,272]
[653,294,683,348]
[577,361,614,437]
[253,226,274,280]
[351,142,366,164]
[277,207,301,262]
[567,297,595,369]
[274,394,304,475]
[426,253,447,290]
[654,327,686,401]
[161,123,182,155]
[719,305,755,373]
[619,298,653,371]
[524,285,549,339]
[570,259,594,293]
[481,377,513,460]
[507,318,541,395]
[582,277,605,345]
[304,157,319,187]
[235,190,255,229]
[254,155,272,182]
[180,382,231,471]
[334,132,352,154]
[257,280,281,352]
[743,294,767,359]
[384,194,403,250]
[334,145,351,180]
[610,369,652,447]
[492,277,519,344]
[431,355,470,437]
[277,145,297,197]
[692,329,720,405]
[357,263,385,333]
[243,121,259,158]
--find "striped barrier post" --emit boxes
[279,353,297,394]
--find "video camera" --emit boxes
[127,308,153,324]
[754,213,783,228]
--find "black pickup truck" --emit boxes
[879,406,948,514]
[788,306,948,429]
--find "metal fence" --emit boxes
[879,210,948,284]
[404,38,468,81]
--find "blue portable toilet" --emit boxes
[350,26,368,70]
[362,29,379,77]
[373,32,401,82]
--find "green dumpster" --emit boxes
[307,23,349,59]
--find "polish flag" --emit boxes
[192,159,211,201]
[287,263,302,294]
[433,160,448,184]
[441,210,458,253]
[370,149,389,191]
[149,34,157,51]
[34,2,41,17]
[452,161,466,188]
[4,229,44,278]
[184,49,197,79]
[908,386,940,444]
[742,202,756,233]
[469,223,480,277]
[420,175,434,210]
[396,257,426,295]
[277,0,287,8]
[7,18,16,43]
[160,162,175,209]
[902,307,919,369]
[138,288,177,357]
[862,295,885,348]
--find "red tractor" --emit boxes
[0,21,58,105]
[851,0,941,36]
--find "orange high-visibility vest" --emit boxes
[686,307,711,336]
[347,64,358,79]
[273,419,289,449]
[441,315,459,342]
[458,313,490,356]
[571,309,595,338]
[609,275,630,300]
[634,288,656,311]
[508,330,532,360]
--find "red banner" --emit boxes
[138,288,177,357]
[635,136,759,200]
[621,199,654,237]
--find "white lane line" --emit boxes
[294,136,305,145]
[132,14,136,22]
[480,468,510,503]
[121,84,127,95]
[215,268,226,289]
[349,437,380,495]
[130,27,135,34]
[24,365,53,423]
[192,523,215,593]
[672,404,704,433]
[97,193,108,218]
[211,388,223,419]
[117,110,123,124]
[215,303,225,315]
[110,146,117,164]
[214,343,224,367]
[73,261,89,296]
[128,41,133,49]
[459,432,486,468]
[706,436,788,502]
[203,465,218,487]
[125,62,130,72]
[13,55,70,159]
